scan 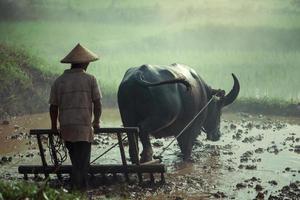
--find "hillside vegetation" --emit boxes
[0,44,54,118]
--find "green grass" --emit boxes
[0,43,55,117]
[0,180,86,200]
[0,43,55,90]
[0,0,300,104]
[226,97,300,116]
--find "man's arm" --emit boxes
[50,104,59,130]
[92,99,102,129]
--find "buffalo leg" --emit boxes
[127,132,139,164]
[139,130,153,163]
[176,126,198,161]
[183,131,198,161]
[119,108,139,164]
[177,132,190,159]
[177,133,187,157]
[138,117,172,163]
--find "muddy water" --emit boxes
[0,109,122,154]
[0,109,299,199]
[197,115,300,199]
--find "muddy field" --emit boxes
[0,109,299,199]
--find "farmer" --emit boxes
[49,43,102,190]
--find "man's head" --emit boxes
[71,62,90,71]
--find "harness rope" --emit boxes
[90,136,128,165]
[154,95,215,159]
[47,133,68,165]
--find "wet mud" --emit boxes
[0,110,299,199]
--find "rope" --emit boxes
[46,131,128,165]
[154,95,215,159]
[90,136,128,165]
[47,134,67,165]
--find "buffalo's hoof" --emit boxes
[183,157,195,163]
[140,155,152,163]
[207,136,220,142]
[140,149,153,163]
[140,152,153,163]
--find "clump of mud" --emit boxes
[269,181,300,199]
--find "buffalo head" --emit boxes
[203,73,240,141]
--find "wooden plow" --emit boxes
[18,127,166,184]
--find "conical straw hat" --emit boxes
[61,43,99,64]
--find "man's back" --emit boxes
[49,68,101,142]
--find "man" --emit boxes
[49,43,102,190]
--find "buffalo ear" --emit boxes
[211,89,225,98]
[222,73,240,107]
[216,89,225,98]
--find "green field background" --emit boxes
[1,0,300,103]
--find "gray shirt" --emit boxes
[49,68,101,142]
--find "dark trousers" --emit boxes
[65,141,91,190]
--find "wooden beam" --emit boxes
[30,129,58,135]
[30,127,139,135]
[36,134,48,178]
[19,164,166,175]
[117,132,129,182]
[141,159,161,165]
[94,127,139,134]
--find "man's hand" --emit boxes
[51,125,58,131]
[93,99,102,130]
[92,121,100,129]
[51,126,59,135]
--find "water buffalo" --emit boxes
[118,63,240,162]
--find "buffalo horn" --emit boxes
[223,73,240,106]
